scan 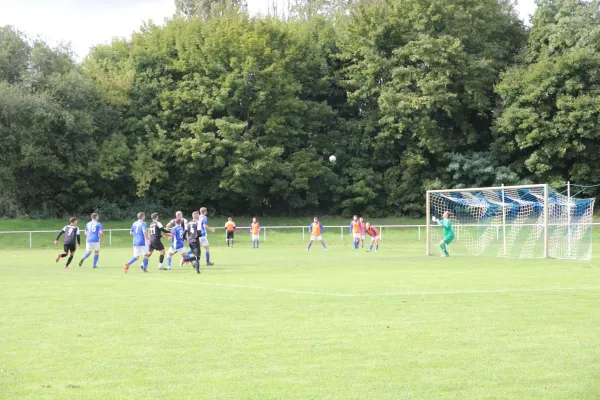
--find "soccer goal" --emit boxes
[426,184,595,260]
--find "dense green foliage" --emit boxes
[0,0,598,219]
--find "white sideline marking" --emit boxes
[2,266,600,297]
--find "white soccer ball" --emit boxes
[329,155,336,163]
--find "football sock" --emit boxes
[321,242,327,250]
[82,252,91,260]
[167,256,172,267]
[127,257,138,266]
[142,258,149,271]
[159,254,164,264]
[60,253,68,258]
[227,240,230,247]
[441,243,449,256]
[376,244,379,251]
[307,243,312,250]
[231,239,234,247]
[369,244,373,251]
[205,251,210,262]
[186,249,193,256]
[93,254,99,267]
[66,255,73,266]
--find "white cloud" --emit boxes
[0,0,537,60]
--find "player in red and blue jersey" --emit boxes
[306,217,327,251]
[365,222,380,252]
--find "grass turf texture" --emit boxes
[1,239,600,399]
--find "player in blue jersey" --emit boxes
[124,212,151,273]
[79,213,103,268]
[166,218,192,270]
[199,207,215,266]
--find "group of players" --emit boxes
[55,210,452,273]
[54,209,217,273]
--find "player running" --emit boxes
[79,213,103,268]
[225,217,236,247]
[54,217,80,269]
[306,217,327,251]
[187,211,202,273]
[251,218,260,248]
[359,217,366,248]
[166,217,192,270]
[124,212,150,273]
[365,222,380,252]
[349,215,363,250]
[199,207,215,266]
[145,213,171,270]
[433,211,455,257]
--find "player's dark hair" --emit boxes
[192,211,199,218]
[175,217,181,225]
[446,211,453,217]
[70,217,77,223]
[91,213,98,220]
[137,212,145,219]
[151,213,159,220]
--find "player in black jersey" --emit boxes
[54,217,80,269]
[144,213,172,270]
[166,211,188,230]
[186,211,202,274]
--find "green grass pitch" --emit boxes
[1,227,600,399]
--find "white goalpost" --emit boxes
[426,184,595,260]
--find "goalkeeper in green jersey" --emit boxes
[432,211,455,257]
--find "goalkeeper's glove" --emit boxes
[432,216,437,222]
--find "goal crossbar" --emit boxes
[426,184,547,194]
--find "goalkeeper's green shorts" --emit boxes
[443,234,455,245]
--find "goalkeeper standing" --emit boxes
[433,211,455,257]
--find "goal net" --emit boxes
[426,184,595,260]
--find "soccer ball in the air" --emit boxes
[329,155,336,163]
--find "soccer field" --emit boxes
[1,235,600,399]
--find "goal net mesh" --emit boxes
[428,186,594,259]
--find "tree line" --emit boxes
[0,0,599,219]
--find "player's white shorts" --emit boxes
[310,235,323,241]
[360,235,366,240]
[200,237,209,247]
[371,235,381,241]
[252,234,260,241]
[133,245,148,257]
[353,233,361,239]
[86,242,100,251]
[169,246,186,255]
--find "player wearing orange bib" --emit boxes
[225,217,236,247]
[306,217,327,251]
[359,217,366,248]
[349,215,363,250]
[365,222,380,252]
[251,218,260,248]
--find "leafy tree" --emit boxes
[494,0,600,185]
[0,26,31,84]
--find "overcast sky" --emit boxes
[0,0,537,60]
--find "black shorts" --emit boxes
[63,243,76,253]
[189,240,200,255]
[149,239,164,252]
[226,231,234,239]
